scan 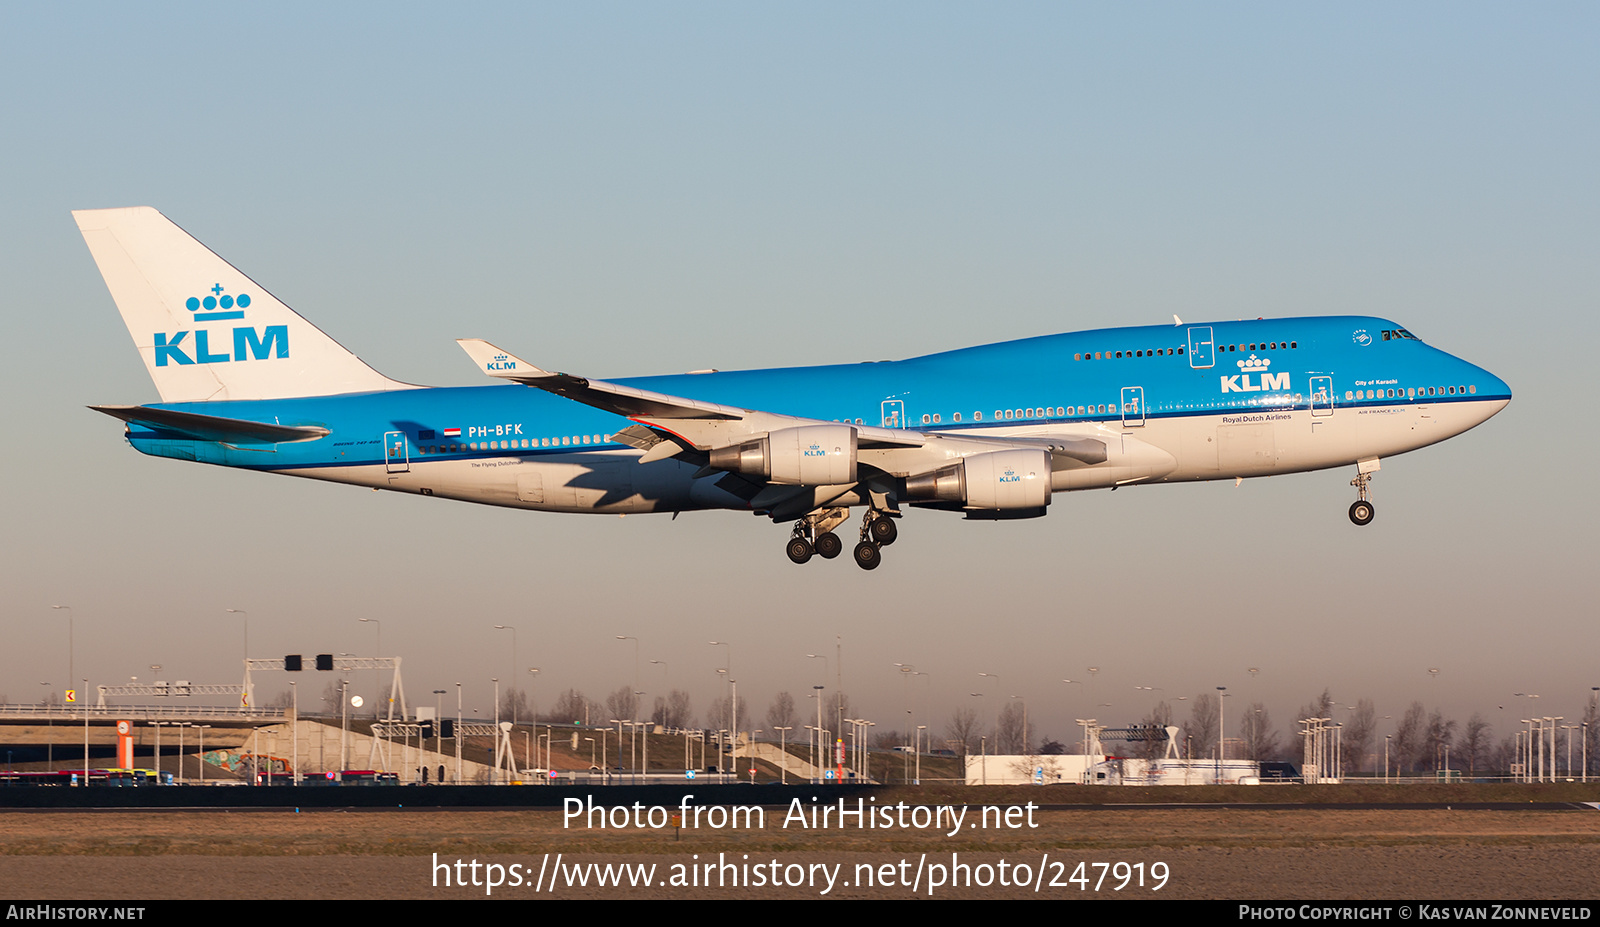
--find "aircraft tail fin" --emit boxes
[74,207,412,402]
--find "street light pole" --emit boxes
[1217,687,1227,764]
[497,626,519,723]
[290,680,299,786]
[813,685,825,784]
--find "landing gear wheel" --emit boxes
[814,532,843,559]
[1348,500,1375,526]
[786,537,815,564]
[869,516,898,546]
[853,541,882,571]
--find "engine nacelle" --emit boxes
[708,424,857,486]
[904,448,1051,511]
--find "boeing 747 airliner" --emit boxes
[76,207,1511,570]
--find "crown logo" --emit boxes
[1236,354,1271,371]
[185,283,251,314]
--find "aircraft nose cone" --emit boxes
[1469,362,1512,406]
[1459,361,1511,429]
[1486,369,1511,403]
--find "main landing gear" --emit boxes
[851,509,898,571]
[785,507,899,570]
[1348,469,1376,526]
[786,507,849,565]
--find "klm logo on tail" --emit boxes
[155,284,288,367]
[1220,355,1289,393]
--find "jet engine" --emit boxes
[903,448,1051,512]
[708,424,858,486]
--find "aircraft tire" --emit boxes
[853,541,882,571]
[814,532,843,559]
[1348,500,1375,526]
[787,537,815,564]
[869,516,898,545]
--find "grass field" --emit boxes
[1,784,1596,899]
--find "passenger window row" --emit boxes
[1344,385,1477,401]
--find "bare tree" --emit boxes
[1297,688,1336,725]
[826,691,850,733]
[543,688,588,724]
[319,680,345,716]
[1392,702,1426,773]
[1424,709,1458,773]
[1490,733,1518,777]
[1342,699,1377,774]
[1461,714,1492,777]
[705,695,748,734]
[1186,693,1220,760]
[1039,739,1066,755]
[652,689,692,729]
[499,688,529,725]
[1239,701,1281,762]
[996,702,1027,754]
[604,685,639,721]
[1136,702,1174,761]
[766,692,796,732]
[945,707,983,760]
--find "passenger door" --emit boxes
[383,431,409,473]
[1187,327,1215,369]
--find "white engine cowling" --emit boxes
[904,448,1050,511]
[708,424,857,486]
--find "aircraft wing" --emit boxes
[455,339,1109,471]
[457,338,744,422]
[457,339,928,451]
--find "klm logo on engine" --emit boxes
[804,442,825,458]
[1000,468,1020,484]
[1220,355,1289,393]
[154,284,288,367]
[486,353,517,372]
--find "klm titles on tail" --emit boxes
[153,285,288,367]
[154,326,288,366]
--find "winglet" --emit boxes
[456,339,554,380]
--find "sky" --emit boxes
[2,3,1596,751]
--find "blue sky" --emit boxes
[2,4,1595,748]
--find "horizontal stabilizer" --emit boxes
[90,405,330,445]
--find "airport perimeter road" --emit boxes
[1,803,1597,900]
